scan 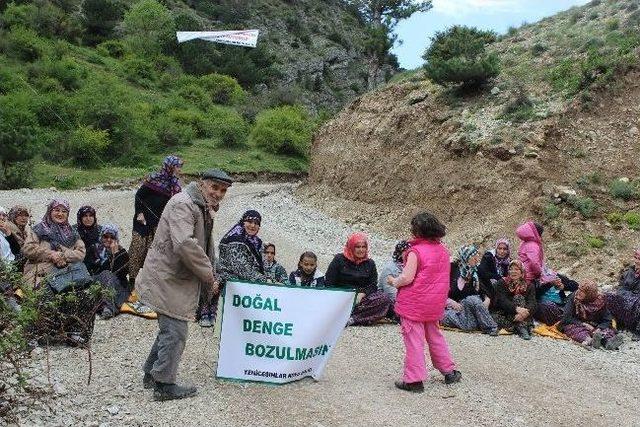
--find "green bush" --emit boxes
[167,109,208,137]
[156,114,196,147]
[1,26,47,62]
[97,40,128,58]
[250,106,313,157]
[586,235,605,249]
[0,68,23,94]
[610,179,636,200]
[0,93,40,189]
[606,211,624,227]
[82,0,125,45]
[121,56,158,87]
[543,203,561,222]
[65,126,111,168]
[199,73,246,105]
[206,106,249,147]
[624,211,640,230]
[501,88,535,122]
[176,84,212,111]
[122,0,175,58]
[568,196,597,218]
[33,57,87,91]
[423,26,500,89]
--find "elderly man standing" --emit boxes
[137,169,233,401]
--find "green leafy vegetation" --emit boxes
[610,179,637,200]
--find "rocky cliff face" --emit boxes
[306,0,640,281]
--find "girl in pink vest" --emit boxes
[388,212,461,393]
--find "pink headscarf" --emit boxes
[343,232,369,265]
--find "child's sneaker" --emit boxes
[394,380,424,393]
[444,370,462,384]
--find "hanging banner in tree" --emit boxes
[176,30,260,47]
[216,280,355,384]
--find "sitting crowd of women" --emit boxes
[2,155,640,352]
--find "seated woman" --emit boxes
[289,251,325,287]
[377,240,410,302]
[561,280,623,350]
[73,206,102,268]
[86,224,131,319]
[325,232,393,326]
[7,205,31,271]
[199,210,268,327]
[0,207,21,263]
[23,199,99,346]
[478,238,511,292]
[516,221,578,325]
[23,199,86,287]
[441,245,498,335]
[263,243,288,284]
[491,260,536,340]
[606,249,640,340]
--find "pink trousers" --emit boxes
[401,317,456,383]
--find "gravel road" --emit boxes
[1,183,639,427]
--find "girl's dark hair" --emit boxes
[411,212,446,239]
[263,243,275,253]
[534,222,544,237]
[298,251,317,264]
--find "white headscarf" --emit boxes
[0,206,15,262]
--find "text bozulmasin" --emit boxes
[245,343,330,360]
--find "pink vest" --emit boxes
[394,238,451,322]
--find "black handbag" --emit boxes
[47,262,93,293]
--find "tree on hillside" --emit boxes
[82,0,125,46]
[122,0,175,58]
[423,25,500,90]
[345,0,432,89]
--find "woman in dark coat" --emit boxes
[478,238,511,291]
[325,232,393,326]
[490,260,536,340]
[73,205,102,267]
[128,155,183,284]
[606,248,640,340]
[86,224,131,319]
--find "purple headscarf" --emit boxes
[494,238,512,278]
[143,155,183,197]
[221,210,264,272]
[32,199,79,250]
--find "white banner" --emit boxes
[216,281,355,384]
[176,30,260,47]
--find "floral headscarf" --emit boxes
[392,240,411,266]
[494,238,511,278]
[458,244,480,290]
[32,199,79,250]
[504,260,528,296]
[95,223,120,264]
[221,210,264,272]
[574,280,606,321]
[143,155,183,197]
[343,232,369,265]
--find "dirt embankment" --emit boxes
[304,72,640,283]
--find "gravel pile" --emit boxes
[1,184,639,427]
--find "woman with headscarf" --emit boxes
[478,238,511,292]
[378,240,411,302]
[0,207,21,263]
[7,205,31,248]
[129,155,184,284]
[606,249,640,341]
[86,224,131,319]
[72,205,102,267]
[562,280,623,350]
[516,221,578,325]
[22,200,99,346]
[490,260,536,340]
[325,232,393,326]
[198,210,267,327]
[262,243,288,284]
[22,199,86,287]
[441,245,498,335]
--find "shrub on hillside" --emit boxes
[82,0,125,45]
[1,1,82,41]
[610,179,636,200]
[167,109,208,137]
[155,114,196,148]
[0,26,47,62]
[199,73,246,105]
[624,211,640,230]
[568,195,597,218]
[0,68,23,94]
[206,106,249,147]
[121,56,158,87]
[122,0,175,58]
[176,84,212,111]
[250,106,313,157]
[97,40,128,58]
[0,93,40,189]
[65,126,111,168]
[28,57,87,91]
[423,26,500,90]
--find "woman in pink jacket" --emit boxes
[516,221,578,325]
[388,212,461,393]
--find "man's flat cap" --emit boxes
[201,168,233,186]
